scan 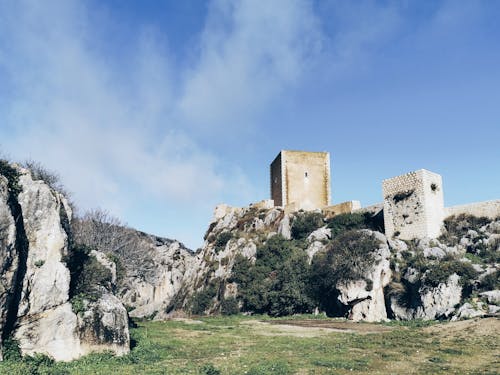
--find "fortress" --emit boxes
[267,150,500,240]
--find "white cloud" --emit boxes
[0,0,324,245]
[178,0,323,130]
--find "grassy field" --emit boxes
[1,315,498,374]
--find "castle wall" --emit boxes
[270,153,283,207]
[271,150,330,211]
[445,200,500,219]
[382,169,444,240]
[323,201,361,219]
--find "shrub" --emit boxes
[190,284,218,315]
[327,212,384,237]
[64,243,113,307]
[214,232,232,253]
[439,214,491,246]
[230,235,315,316]
[2,337,21,361]
[423,260,478,289]
[291,212,324,240]
[200,363,221,375]
[220,297,239,315]
[310,230,381,315]
[0,159,21,197]
[479,270,500,291]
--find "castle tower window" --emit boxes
[305,172,308,178]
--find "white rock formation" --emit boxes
[336,235,392,322]
[0,166,129,361]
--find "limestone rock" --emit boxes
[480,290,500,305]
[307,227,331,242]
[278,214,291,239]
[0,166,130,361]
[0,175,18,359]
[423,247,446,259]
[306,241,327,263]
[14,303,80,361]
[452,302,486,321]
[416,274,462,319]
[488,305,500,314]
[77,293,129,356]
[336,240,392,322]
[118,236,196,318]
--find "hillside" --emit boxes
[0,159,499,364]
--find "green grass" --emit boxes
[1,315,498,374]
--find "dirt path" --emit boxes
[240,319,393,337]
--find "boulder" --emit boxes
[415,274,462,319]
[307,227,331,242]
[452,302,486,321]
[336,241,392,322]
[480,290,500,305]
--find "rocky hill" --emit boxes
[0,162,129,361]
[167,203,499,322]
[1,159,498,362]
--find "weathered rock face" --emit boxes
[177,205,499,322]
[0,175,18,360]
[336,232,392,322]
[0,165,129,361]
[117,234,196,318]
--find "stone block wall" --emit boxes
[323,201,361,219]
[382,169,444,240]
[445,200,500,220]
[270,150,331,211]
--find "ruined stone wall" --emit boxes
[270,150,330,211]
[382,169,444,240]
[445,200,500,220]
[323,201,361,219]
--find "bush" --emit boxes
[310,230,381,315]
[423,259,478,289]
[214,232,232,253]
[2,337,21,361]
[220,297,239,315]
[230,235,314,316]
[479,270,500,291]
[0,159,21,197]
[190,284,218,315]
[327,212,384,237]
[291,212,324,240]
[200,363,221,375]
[64,244,113,311]
[439,214,491,246]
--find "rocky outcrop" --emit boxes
[0,175,19,360]
[336,231,392,322]
[117,234,196,318]
[0,164,129,361]
[177,204,499,322]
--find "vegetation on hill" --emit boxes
[230,235,314,316]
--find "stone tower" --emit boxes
[270,150,331,211]
[382,169,444,240]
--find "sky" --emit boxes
[0,0,499,249]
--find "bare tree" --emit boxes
[72,208,139,257]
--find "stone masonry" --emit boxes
[270,150,331,211]
[383,169,444,240]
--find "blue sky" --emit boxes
[0,0,499,249]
